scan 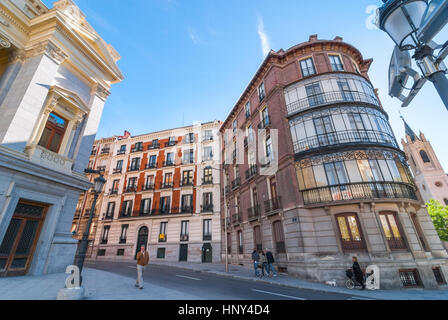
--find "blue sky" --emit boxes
[43,0,448,170]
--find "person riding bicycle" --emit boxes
[352,256,365,290]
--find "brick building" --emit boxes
[73,121,222,263]
[220,35,448,289]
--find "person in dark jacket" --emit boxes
[252,250,260,277]
[260,251,268,277]
[265,248,277,277]
[352,256,365,290]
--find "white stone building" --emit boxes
[0,0,123,276]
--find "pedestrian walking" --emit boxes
[252,249,260,277]
[260,251,269,277]
[265,248,277,277]
[352,256,365,290]
[135,245,149,289]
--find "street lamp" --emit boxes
[73,170,106,284]
[376,0,448,110]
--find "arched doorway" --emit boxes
[202,243,212,263]
[135,226,148,259]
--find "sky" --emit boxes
[42,0,448,171]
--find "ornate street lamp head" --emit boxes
[93,174,106,193]
[377,0,429,50]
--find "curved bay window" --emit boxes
[38,112,68,153]
[289,106,397,154]
[285,73,379,116]
[335,213,365,251]
[296,149,417,205]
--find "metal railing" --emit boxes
[293,130,398,154]
[231,213,242,224]
[286,90,380,116]
[101,148,110,154]
[245,165,258,180]
[201,204,214,213]
[163,161,175,167]
[231,177,241,189]
[131,146,143,153]
[264,197,282,213]
[142,184,155,191]
[148,143,160,150]
[112,168,122,174]
[124,186,137,193]
[247,205,261,220]
[302,181,417,205]
[145,163,157,169]
[109,189,119,195]
[202,177,213,185]
[117,150,126,155]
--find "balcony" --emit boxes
[181,180,194,187]
[165,141,177,147]
[128,166,140,172]
[180,234,189,242]
[293,130,399,155]
[231,177,241,190]
[386,237,407,250]
[90,150,97,156]
[97,166,106,172]
[264,197,282,213]
[202,177,213,185]
[100,148,110,155]
[131,146,143,153]
[139,210,152,217]
[117,150,126,155]
[145,163,157,170]
[286,90,380,116]
[148,143,160,150]
[182,159,194,165]
[201,204,214,213]
[231,213,242,225]
[184,138,195,144]
[124,186,137,193]
[163,160,175,167]
[119,211,132,219]
[245,165,258,180]
[181,206,193,214]
[257,116,271,129]
[112,168,122,174]
[103,213,113,220]
[142,184,155,191]
[202,136,214,142]
[109,188,119,195]
[159,234,167,242]
[302,181,418,205]
[161,183,173,189]
[119,238,127,244]
[203,234,212,241]
[247,205,261,220]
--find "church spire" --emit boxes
[401,115,418,142]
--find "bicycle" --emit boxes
[345,269,374,289]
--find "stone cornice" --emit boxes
[25,40,68,64]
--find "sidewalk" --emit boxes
[0,268,199,300]
[149,260,448,300]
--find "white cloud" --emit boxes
[188,26,203,44]
[257,17,271,57]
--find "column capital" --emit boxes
[8,48,26,64]
[27,41,68,65]
[93,83,111,101]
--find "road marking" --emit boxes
[176,275,202,281]
[347,296,375,300]
[128,266,137,269]
[252,289,306,300]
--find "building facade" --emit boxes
[74,121,222,263]
[0,0,122,277]
[401,119,448,206]
[220,35,448,289]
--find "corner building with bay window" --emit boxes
[220,34,448,289]
[74,121,222,264]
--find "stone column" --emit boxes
[0,41,67,153]
[0,48,26,106]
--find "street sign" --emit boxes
[418,0,448,44]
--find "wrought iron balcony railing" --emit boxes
[163,161,175,167]
[201,204,214,213]
[100,148,110,154]
[128,166,140,172]
[286,90,380,116]
[117,150,126,155]
[131,146,143,153]
[124,186,137,193]
[231,177,241,190]
[245,164,258,180]
[264,197,282,213]
[181,206,193,213]
[247,205,261,220]
[302,181,417,205]
[231,212,242,224]
[142,184,155,191]
[112,168,122,174]
[145,163,157,169]
[202,177,213,185]
[293,130,398,154]
[148,143,160,150]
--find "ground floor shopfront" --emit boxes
[88,213,221,263]
[0,148,90,277]
[224,201,448,289]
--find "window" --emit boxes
[203,130,213,141]
[420,150,430,163]
[379,212,407,250]
[185,133,194,144]
[101,226,110,244]
[300,57,316,77]
[168,136,175,146]
[324,162,349,185]
[97,249,106,256]
[148,155,157,168]
[140,198,152,216]
[338,80,354,101]
[117,249,125,256]
[105,202,115,219]
[183,149,193,164]
[127,177,137,191]
[166,152,174,165]
[119,145,126,153]
[38,112,68,153]
[245,102,251,118]
[203,219,212,241]
[265,136,274,162]
[159,222,167,242]
[273,220,286,253]
[313,116,336,146]
[233,119,238,133]
[260,107,270,128]
[203,146,213,161]
[336,213,365,251]
[254,225,262,252]
[133,142,143,152]
[202,192,213,212]
[237,230,243,254]
[164,173,173,187]
[182,170,194,185]
[160,197,170,214]
[305,82,324,106]
[399,269,423,287]
[180,221,189,241]
[121,200,133,217]
[157,248,166,259]
[203,167,213,184]
[151,139,159,148]
[433,267,446,285]
[111,179,119,193]
[145,175,155,189]
[130,158,141,171]
[329,55,344,71]
[247,125,254,143]
[119,224,128,244]
[181,194,193,213]
[352,61,360,74]
[258,82,266,101]
[116,160,123,170]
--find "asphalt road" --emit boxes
[85,260,372,300]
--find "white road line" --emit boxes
[347,296,375,300]
[176,275,202,281]
[128,266,137,269]
[252,289,306,300]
